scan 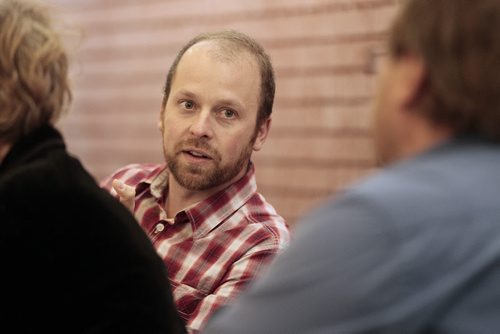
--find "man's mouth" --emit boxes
[183,149,212,160]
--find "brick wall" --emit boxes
[51,0,401,225]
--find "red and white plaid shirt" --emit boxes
[101,163,290,332]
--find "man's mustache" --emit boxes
[175,138,221,161]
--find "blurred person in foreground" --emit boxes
[0,0,184,332]
[203,0,500,332]
[101,30,290,332]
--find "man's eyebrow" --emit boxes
[174,89,246,111]
[216,98,245,111]
[175,89,197,98]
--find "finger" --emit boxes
[112,179,135,212]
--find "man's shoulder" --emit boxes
[352,140,500,204]
[340,158,450,220]
[322,141,500,234]
[236,191,290,248]
[100,163,165,189]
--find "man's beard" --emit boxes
[165,137,253,191]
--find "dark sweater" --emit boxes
[0,126,185,333]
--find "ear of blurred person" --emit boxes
[202,0,500,333]
[0,0,185,332]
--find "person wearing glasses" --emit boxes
[203,0,500,332]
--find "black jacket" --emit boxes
[0,126,185,333]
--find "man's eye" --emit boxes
[182,101,194,109]
[222,109,236,119]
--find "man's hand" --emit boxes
[112,179,136,212]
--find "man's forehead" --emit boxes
[170,39,262,110]
[183,40,256,67]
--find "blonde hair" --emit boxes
[0,0,71,143]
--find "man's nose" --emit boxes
[189,110,214,138]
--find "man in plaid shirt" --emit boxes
[101,30,290,333]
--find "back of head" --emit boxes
[389,0,500,142]
[0,0,71,144]
[162,30,275,130]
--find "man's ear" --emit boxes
[158,119,163,132]
[399,55,426,110]
[253,117,271,151]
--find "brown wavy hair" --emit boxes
[0,0,71,143]
[390,0,500,142]
[161,30,275,131]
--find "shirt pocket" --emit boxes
[170,280,208,320]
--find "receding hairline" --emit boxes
[163,39,262,108]
[182,39,260,68]
[162,30,275,131]
[169,40,261,109]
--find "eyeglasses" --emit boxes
[363,44,390,75]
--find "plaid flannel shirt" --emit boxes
[101,163,290,332]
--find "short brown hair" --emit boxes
[390,0,500,142]
[161,30,275,130]
[0,0,71,143]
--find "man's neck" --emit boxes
[399,116,453,161]
[0,143,12,165]
[165,166,248,218]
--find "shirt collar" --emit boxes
[144,163,258,239]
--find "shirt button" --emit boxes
[154,223,165,234]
